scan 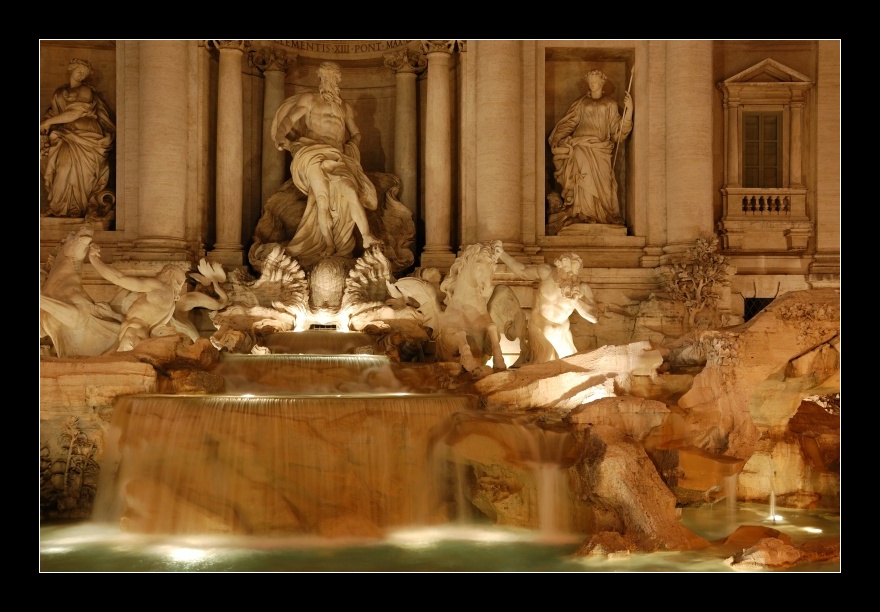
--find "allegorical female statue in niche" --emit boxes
[548,69,633,230]
[40,58,116,219]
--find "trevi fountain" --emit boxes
[39,40,840,572]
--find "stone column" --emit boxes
[789,98,805,188]
[384,47,426,217]
[420,40,457,270]
[458,40,478,248]
[133,40,189,260]
[724,90,741,187]
[253,46,294,205]
[664,40,714,254]
[209,40,250,267]
[474,40,523,251]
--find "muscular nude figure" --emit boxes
[497,250,598,363]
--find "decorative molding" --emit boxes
[383,48,427,75]
[420,40,455,55]
[209,40,251,53]
[252,47,295,73]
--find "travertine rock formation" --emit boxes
[39,289,839,556]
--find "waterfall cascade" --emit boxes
[93,331,576,538]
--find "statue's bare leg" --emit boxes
[487,324,507,371]
[341,183,378,248]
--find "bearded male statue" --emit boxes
[270,61,380,268]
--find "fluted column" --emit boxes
[475,40,522,250]
[664,40,714,253]
[384,47,426,216]
[420,40,456,269]
[253,46,294,205]
[209,40,249,266]
[134,40,189,259]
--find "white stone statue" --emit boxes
[88,245,189,351]
[174,259,230,341]
[435,241,523,372]
[270,61,380,268]
[40,58,116,219]
[40,227,122,357]
[497,250,598,363]
[548,69,632,226]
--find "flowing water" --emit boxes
[41,338,840,572]
[40,502,839,572]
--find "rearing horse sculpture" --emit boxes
[434,241,526,372]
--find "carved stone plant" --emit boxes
[660,236,734,328]
[40,416,101,520]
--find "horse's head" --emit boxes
[60,226,94,260]
[442,242,499,306]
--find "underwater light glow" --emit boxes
[167,547,211,564]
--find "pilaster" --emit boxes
[474,40,523,251]
[133,40,189,260]
[664,40,714,254]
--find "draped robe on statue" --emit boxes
[40,85,115,218]
[271,92,379,268]
[286,139,378,266]
[549,94,630,225]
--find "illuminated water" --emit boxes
[40,503,839,572]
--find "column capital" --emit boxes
[252,47,296,73]
[420,40,455,56]
[384,48,426,75]
[456,40,467,53]
[208,40,251,53]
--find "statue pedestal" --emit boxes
[558,223,627,237]
[537,224,647,268]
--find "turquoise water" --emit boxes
[40,503,839,573]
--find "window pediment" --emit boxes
[718,58,812,105]
[722,58,810,84]
[716,58,813,252]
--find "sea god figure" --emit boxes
[88,244,188,352]
[40,58,116,219]
[549,69,632,226]
[270,61,379,267]
[497,250,598,363]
